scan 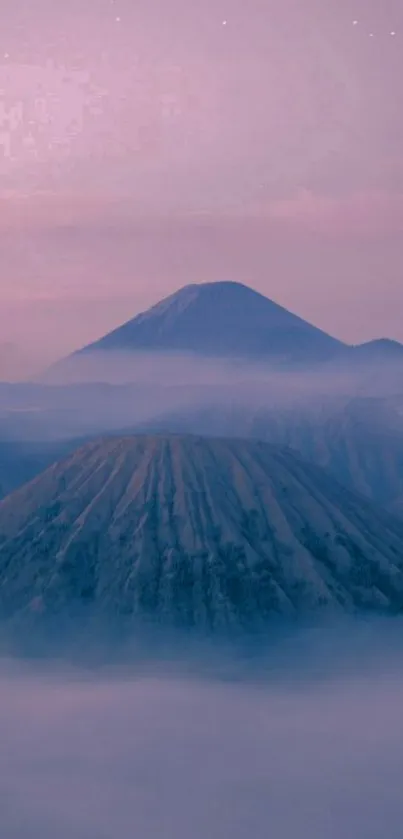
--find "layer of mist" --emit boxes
[1,351,403,442]
[42,347,403,393]
[2,621,403,839]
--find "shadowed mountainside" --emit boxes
[1,434,403,635]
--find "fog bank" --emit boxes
[1,349,402,442]
[2,625,403,838]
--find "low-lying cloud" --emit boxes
[1,349,403,440]
[2,625,403,838]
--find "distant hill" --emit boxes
[351,338,403,363]
[1,434,403,635]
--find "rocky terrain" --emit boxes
[1,434,403,634]
[138,398,403,515]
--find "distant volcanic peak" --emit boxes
[1,433,403,634]
[74,280,345,361]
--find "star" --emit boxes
[222,20,227,26]
[390,31,396,36]
[115,16,121,23]
[352,20,358,25]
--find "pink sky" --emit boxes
[1,0,403,372]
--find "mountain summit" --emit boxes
[75,281,345,362]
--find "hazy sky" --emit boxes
[1,0,403,370]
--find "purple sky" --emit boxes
[1,0,402,373]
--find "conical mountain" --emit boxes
[74,281,345,362]
[1,434,403,633]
